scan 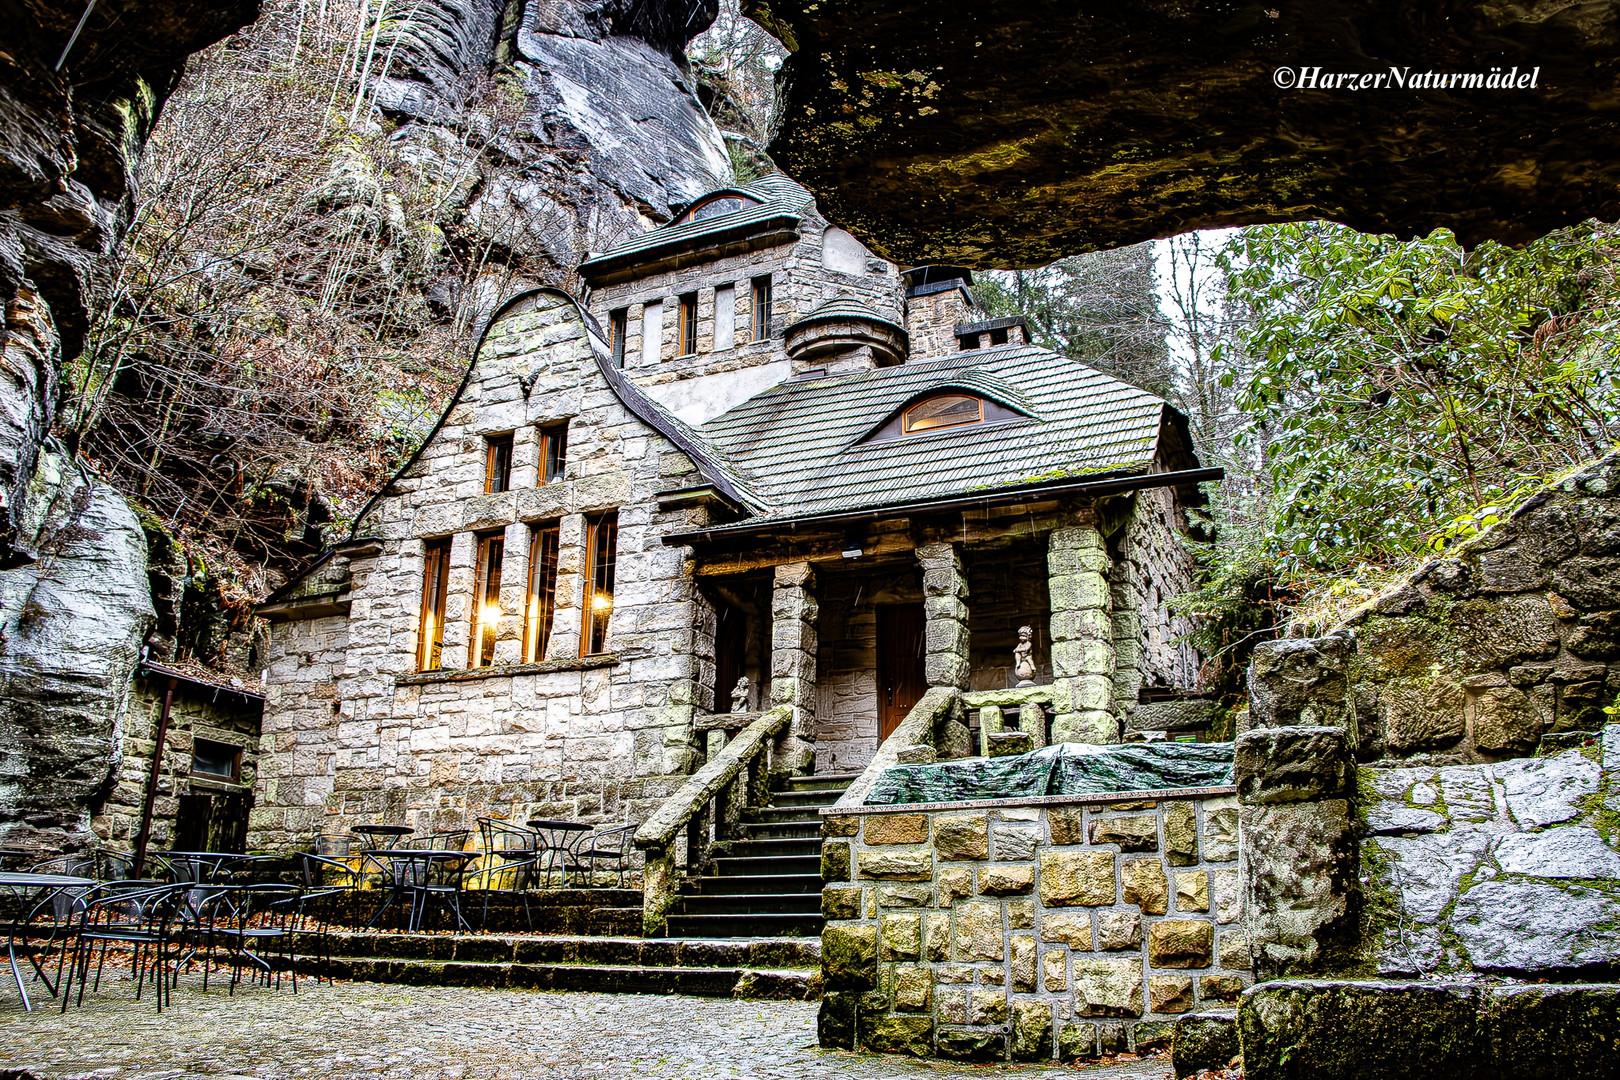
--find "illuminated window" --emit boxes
[902,394,983,434]
[485,433,513,493]
[750,276,772,342]
[673,193,759,224]
[581,512,618,656]
[524,522,560,662]
[609,309,627,367]
[678,292,698,356]
[539,422,567,484]
[473,531,505,668]
[417,539,451,671]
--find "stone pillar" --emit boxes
[1047,521,1117,743]
[546,513,587,660]
[438,531,478,670]
[917,542,969,689]
[770,562,818,774]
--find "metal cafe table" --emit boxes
[0,871,94,1011]
[526,820,592,886]
[351,824,413,848]
[361,850,475,932]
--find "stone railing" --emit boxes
[962,686,1057,756]
[634,704,790,935]
[836,687,969,809]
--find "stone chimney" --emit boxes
[902,267,975,359]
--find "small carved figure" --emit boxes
[730,675,752,713]
[1014,625,1037,686]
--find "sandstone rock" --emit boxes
[1492,827,1620,879]
[1200,976,1243,1003]
[1165,801,1197,865]
[880,912,921,960]
[1150,975,1195,1014]
[936,987,968,1023]
[857,847,932,880]
[1494,751,1601,828]
[1041,850,1116,907]
[980,864,1034,896]
[822,924,877,989]
[1211,868,1240,925]
[1010,999,1053,1061]
[1072,956,1144,1017]
[1122,858,1168,915]
[924,912,949,961]
[1383,676,1467,752]
[1041,911,1092,948]
[934,813,989,860]
[1236,726,1352,805]
[1484,984,1620,1079]
[1171,1011,1240,1078]
[878,883,933,907]
[1471,686,1544,753]
[988,731,1033,756]
[1010,934,1036,991]
[1238,980,1484,1080]
[1058,1022,1097,1061]
[822,886,862,920]
[857,1013,933,1057]
[822,815,859,837]
[934,1029,1003,1061]
[1217,932,1251,971]
[1175,871,1210,913]
[1089,814,1159,851]
[970,988,1007,1024]
[937,867,973,905]
[893,965,931,1011]
[1149,920,1213,969]
[1247,636,1351,729]
[1042,948,1068,991]
[1452,880,1620,974]
[953,901,1004,962]
[1128,699,1216,732]
[1203,799,1239,862]
[1006,899,1034,929]
[864,813,928,844]
[1241,800,1357,978]
[1094,910,1141,951]
[818,991,857,1049]
[821,841,851,881]
[993,825,1038,860]
[1048,806,1086,845]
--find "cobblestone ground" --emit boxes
[0,974,1172,1080]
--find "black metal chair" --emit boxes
[60,882,189,1013]
[195,883,306,994]
[474,818,542,929]
[566,824,637,888]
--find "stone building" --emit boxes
[248,175,1212,848]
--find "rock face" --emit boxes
[745,0,1620,267]
[377,0,730,280]
[0,1,256,847]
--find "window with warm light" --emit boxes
[608,308,627,367]
[539,422,568,484]
[417,539,451,671]
[581,512,618,656]
[485,433,514,493]
[902,393,983,434]
[473,531,505,668]
[524,522,560,662]
[673,193,758,224]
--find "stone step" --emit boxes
[710,853,821,877]
[663,912,823,938]
[767,788,847,808]
[682,873,821,896]
[295,954,819,1000]
[742,806,825,824]
[721,837,821,858]
[739,821,822,840]
[676,891,822,916]
[317,930,819,969]
[780,772,860,792]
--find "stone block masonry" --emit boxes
[819,788,1246,1062]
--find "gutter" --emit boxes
[660,467,1224,545]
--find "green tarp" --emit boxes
[863,742,1235,805]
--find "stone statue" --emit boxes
[730,675,751,713]
[1014,625,1037,686]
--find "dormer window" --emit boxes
[902,393,983,434]
[674,193,761,224]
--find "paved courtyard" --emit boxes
[0,976,1172,1080]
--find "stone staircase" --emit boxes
[663,772,856,939]
[298,931,820,999]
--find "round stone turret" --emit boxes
[783,297,909,374]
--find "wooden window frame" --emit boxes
[609,308,627,367]
[539,421,568,484]
[901,393,984,435]
[524,521,561,662]
[417,538,452,671]
[484,433,514,493]
[678,292,698,356]
[750,275,772,342]
[191,737,243,782]
[472,531,505,669]
[581,512,619,657]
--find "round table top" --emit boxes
[0,872,95,888]
[526,820,591,831]
[365,849,472,859]
[352,825,413,836]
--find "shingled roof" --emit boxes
[691,344,1176,521]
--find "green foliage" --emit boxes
[1227,220,1620,579]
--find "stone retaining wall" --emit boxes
[818,788,1248,1062]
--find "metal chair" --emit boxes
[194,883,305,994]
[60,882,189,1013]
[566,824,637,888]
[475,818,541,929]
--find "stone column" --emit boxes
[546,513,587,659]
[1047,521,1117,743]
[438,531,478,670]
[917,542,969,689]
[770,562,818,774]
[494,520,531,665]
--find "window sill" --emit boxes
[397,653,620,686]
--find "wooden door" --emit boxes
[877,604,927,740]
